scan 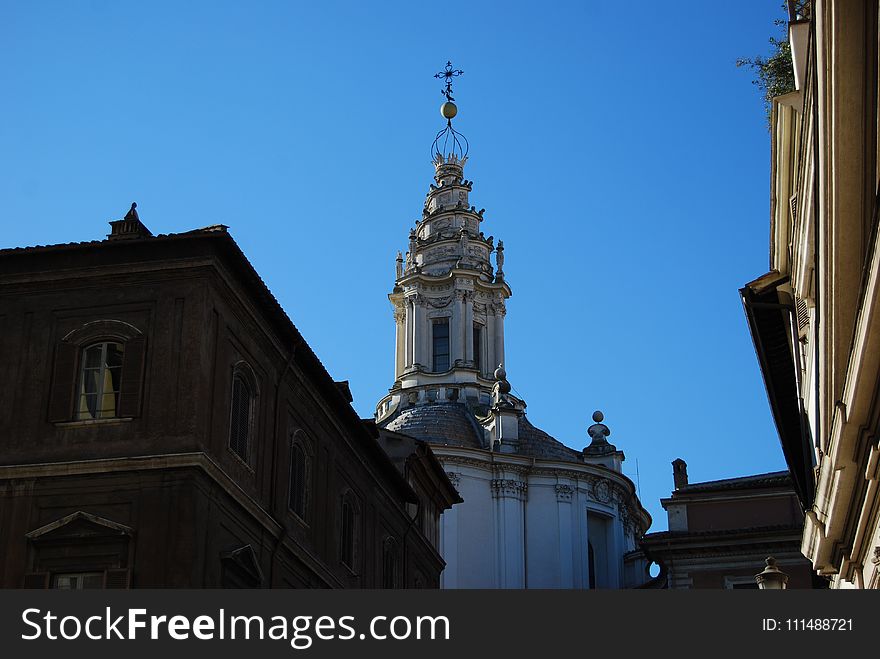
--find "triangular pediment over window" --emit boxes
[25,511,134,541]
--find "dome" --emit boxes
[382,401,583,463]
[516,416,582,461]
[384,402,485,449]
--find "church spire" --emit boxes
[375,62,513,424]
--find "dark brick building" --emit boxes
[0,206,459,588]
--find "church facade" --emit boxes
[374,81,651,588]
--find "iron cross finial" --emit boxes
[434,60,464,102]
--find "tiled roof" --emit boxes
[643,523,804,542]
[383,402,583,463]
[677,471,792,494]
[384,403,485,449]
[517,415,581,461]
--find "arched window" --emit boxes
[48,320,146,423]
[229,364,256,464]
[77,342,124,420]
[340,492,359,571]
[382,538,399,589]
[288,435,311,521]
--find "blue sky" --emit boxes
[1,1,786,531]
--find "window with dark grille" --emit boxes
[77,342,124,420]
[289,442,307,519]
[383,538,399,589]
[341,497,355,569]
[432,319,450,372]
[473,324,482,371]
[229,374,252,463]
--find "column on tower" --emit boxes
[494,302,506,368]
[413,295,426,367]
[404,296,415,368]
[486,312,497,376]
[394,304,406,378]
[464,293,474,364]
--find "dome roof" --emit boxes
[382,401,582,463]
[384,402,485,449]
[516,416,581,462]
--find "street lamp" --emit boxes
[755,556,789,590]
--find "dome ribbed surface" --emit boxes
[516,416,581,461]
[384,403,485,449]
[382,401,583,463]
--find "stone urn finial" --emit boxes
[584,410,617,456]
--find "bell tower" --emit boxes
[376,62,512,423]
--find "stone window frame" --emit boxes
[472,321,484,373]
[288,429,314,524]
[339,490,361,575]
[431,317,451,373]
[23,511,134,589]
[48,320,146,424]
[228,360,259,468]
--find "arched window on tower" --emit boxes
[382,537,399,589]
[340,492,360,572]
[288,433,312,522]
[229,363,257,464]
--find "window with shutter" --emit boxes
[22,572,50,589]
[48,342,79,422]
[117,335,146,417]
[104,568,131,589]
[229,363,257,465]
[382,538,399,589]
[289,442,307,519]
[53,572,105,589]
[77,342,124,420]
[49,320,147,422]
[340,495,357,570]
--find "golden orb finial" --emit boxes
[441,101,458,120]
